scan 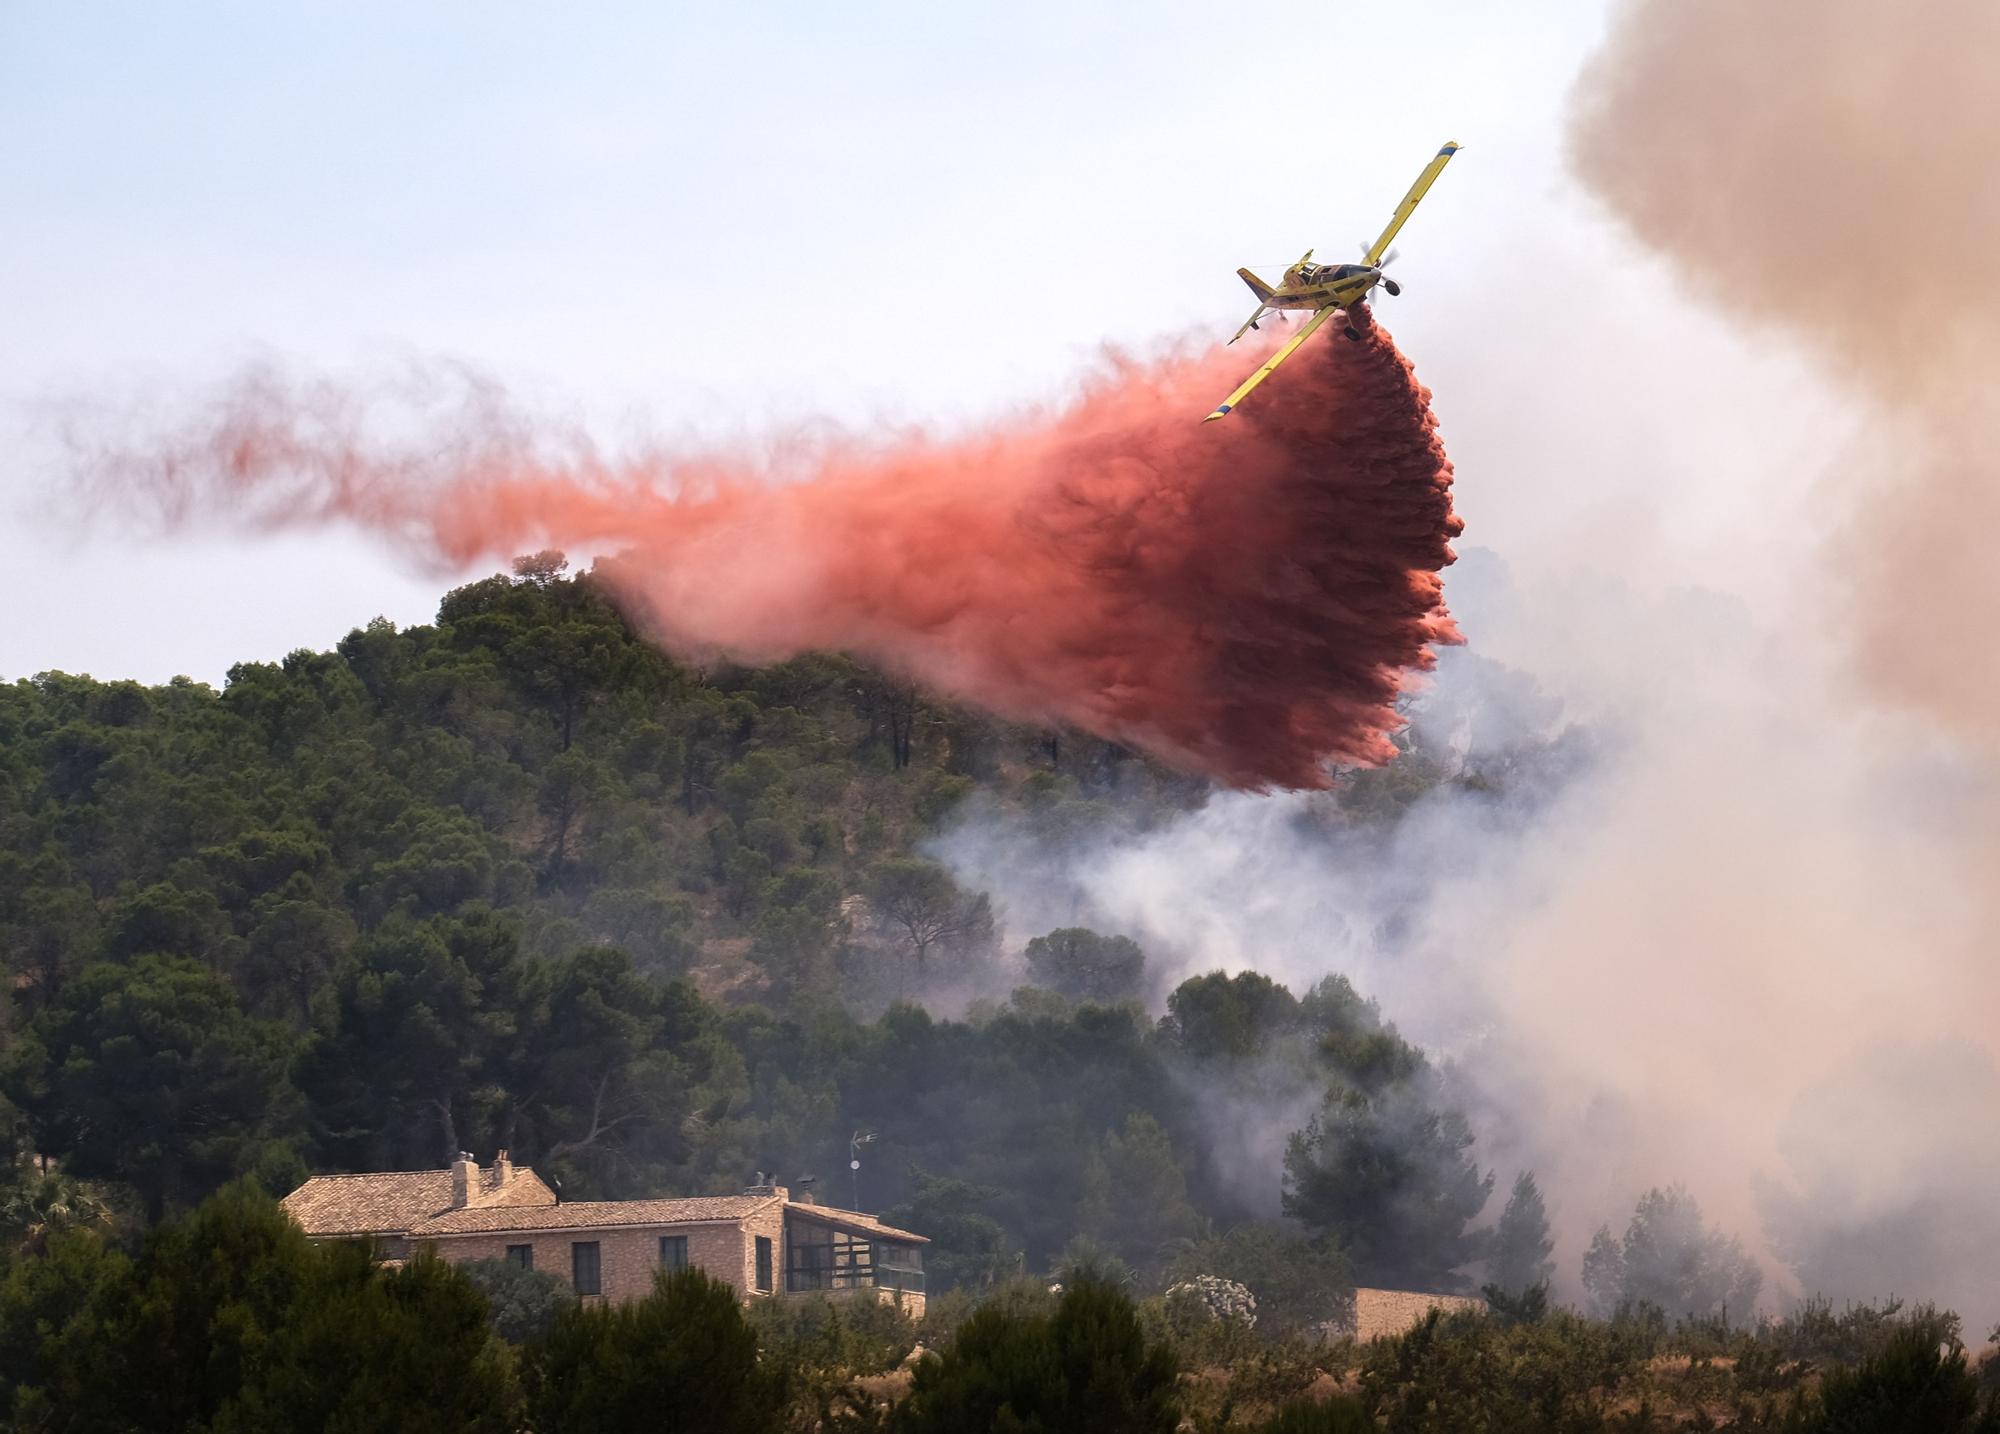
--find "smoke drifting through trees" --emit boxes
[72,320,1462,790]
[1554,0,2000,1318]
[936,0,2000,1324]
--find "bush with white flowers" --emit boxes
[1163,1274,1257,1330]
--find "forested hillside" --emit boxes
[0,555,1514,1300]
[9,558,2000,1432]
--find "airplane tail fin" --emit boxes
[1237,268,1276,302]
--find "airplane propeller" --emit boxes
[1360,242,1404,297]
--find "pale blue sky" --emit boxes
[1,1,1825,684]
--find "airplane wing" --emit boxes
[1364,141,1461,265]
[1228,304,1268,345]
[1204,304,1343,421]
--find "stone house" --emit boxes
[282,1153,928,1315]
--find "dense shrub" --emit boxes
[1245,1399,1375,1434]
[747,1289,917,1376]
[1808,1322,1996,1434]
[458,1255,575,1344]
[1358,1306,1653,1433]
[523,1266,783,1434]
[0,1183,511,1432]
[895,1276,1177,1434]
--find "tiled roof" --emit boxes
[284,1169,929,1246]
[281,1167,554,1236]
[410,1194,776,1237]
[785,1201,929,1245]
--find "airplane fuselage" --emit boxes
[1267,262,1382,311]
[1207,139,1459,420]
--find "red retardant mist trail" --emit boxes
[95,311,1462,790]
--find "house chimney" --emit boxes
[449,1152,477,1209]
[494,1149,513,1188]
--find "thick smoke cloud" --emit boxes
[945,557,2000,1318]
[1560,0,2000,1313]
[939,0,2000,1322]
[1570,0,2000,738]
[74,320,1460,791]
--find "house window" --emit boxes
[755,1235,774,1293]
[572,1240,602,1296]
[660,1235,689,1272]
[505,1244,533,1270]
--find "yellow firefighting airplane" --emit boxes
[1203,141,1461,422]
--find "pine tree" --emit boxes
[1582,1185,1762,1319]
[1486,1171,1555,1297]
[1075,1114,1201,1277]
[1282,1081,1493,1291]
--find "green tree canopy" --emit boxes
[1159,971,1300,1064]
[885,1168,1020,1292]
[1486,1170,1555,1298]
[0,1181,511,1432]
[1075,1114,1201,1278]
[1283,1080,1492,1292]
[867,858,995,981]
[9,957,298,1219]
[1024,927,1147,1006]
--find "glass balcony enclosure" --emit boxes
[785,1213,925,1295]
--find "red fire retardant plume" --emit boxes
[104,310,1462,790]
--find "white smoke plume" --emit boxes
[942,0,2000,1319]
[942,552,2000,1317]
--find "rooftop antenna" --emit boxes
[849,1131,877,1212]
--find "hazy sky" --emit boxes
[1,0,1824,685]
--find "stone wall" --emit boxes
[1350,1286,1487,1342]
[420,1218,763,1304]
[738,1200,785,1297]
